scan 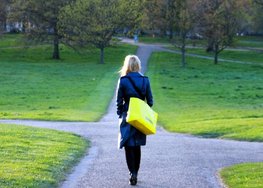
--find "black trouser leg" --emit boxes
[134,146,141,174]
[125,146,141,176]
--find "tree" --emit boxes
[252,0,263,34]
[200,0,241,64]
[10,0,74,59]
[0,0,10,33]
[166,0,177,39]
[233,0,252,35]
[172,0,198,67]
[59,0,130,64]
[143,0,167,37]
[118,0,144,36]
[255,0,263,6]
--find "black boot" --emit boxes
[129,173,137,186]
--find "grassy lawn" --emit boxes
[139,34,263,50]
[0,35,137,121]
[148,51,263,187]
[139,35,207,46]
[148,51,263,142]
[186,48,263,64]
[235,36,263,48]
[139,35,172,44]
[0,34,25,48]
[0,123,88,188]
[220,163,263,188]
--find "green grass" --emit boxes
[139,34,263,50]
[183,36,263,49]
[235,36,263,48]
[139,35,208,47]
[186,48,263,64]
[0,123,89,188]
[220,163,263,188]
[148,51,263,142]
[0,34,25,48]
[0,35,137,121]
[139,35,171,44]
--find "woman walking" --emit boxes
[116,55,153,186]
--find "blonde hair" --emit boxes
[119,55,141,77]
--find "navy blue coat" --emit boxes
[116,72,153,149]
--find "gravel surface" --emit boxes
[1,40,262,188]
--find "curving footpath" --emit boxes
[1,41,263,188]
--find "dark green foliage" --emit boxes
[10,0,74,59]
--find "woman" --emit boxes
[116,55,153,186]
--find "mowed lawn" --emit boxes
[147,52,263,188]
[0,36,137,121]
[140,35,263,49]
[0,123,88,188]
[0,35,136,187]
[235,36,263,48]
[148,51,263,188]
[220,163,263,188]
[148,52,263,142]
[187,48,263,64]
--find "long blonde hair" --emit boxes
[119,55,141,77]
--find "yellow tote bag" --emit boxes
[126,97,158,135]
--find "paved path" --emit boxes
[1,42,263,188]
[162,48,262,66]
[121,38,263,66]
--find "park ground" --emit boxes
[0,34,262,187]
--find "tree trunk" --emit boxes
[100,47,104,64]
[181,36,186,67]
[160,28,166,37]
[22,21,26,33]
[52,27,60,60]
[169,27,173,40]
[214,52,218,64]
[206,40,214,52]
[181,46,186,67]
[4,20,7,32]
[214,43,219,64]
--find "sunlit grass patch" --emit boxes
[0,35,137,121]
[0,123,89,188]
[148,51,263,142]
[220,163,263,188]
